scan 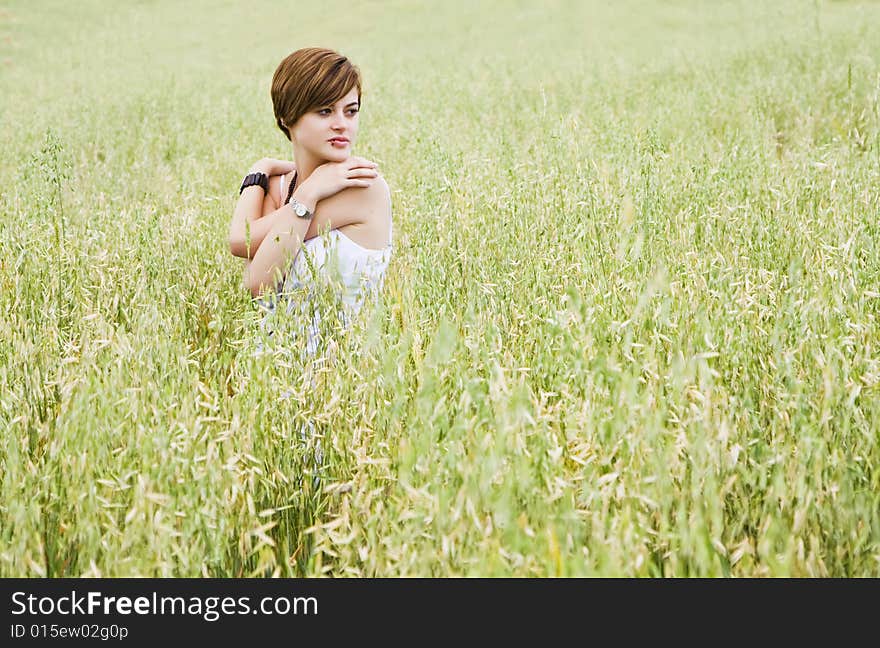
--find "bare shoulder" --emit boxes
[321,172,391,218]
[309,173,391,248]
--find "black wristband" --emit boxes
[239,172,269,195]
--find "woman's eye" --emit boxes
[318,108,358,116]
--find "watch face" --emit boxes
[294,203,307,217]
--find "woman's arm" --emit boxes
[244,184,318,297]
[229,180,372,260]
[228,158,294,258]
[244,178,389,297]
[233,177,390,260]
[230,207,282,259]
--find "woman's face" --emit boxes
[290,87,360,163]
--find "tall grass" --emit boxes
[1,0,878,576]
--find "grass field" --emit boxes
[1,0,879,576]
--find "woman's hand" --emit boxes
[249,157,296,176]
[298,156,379,203]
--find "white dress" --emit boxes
[255,173,393,358]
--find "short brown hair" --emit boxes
[271,47,362,141]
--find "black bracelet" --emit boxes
[239,172,269,195]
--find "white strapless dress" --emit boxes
[255,175,393,358]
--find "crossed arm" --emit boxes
[228,174,389,297]
[228,173,303,260]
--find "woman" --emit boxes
[228,47,393,357]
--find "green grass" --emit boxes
[1,0,879,576]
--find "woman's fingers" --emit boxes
[258,157,295,174]
[345,167,379,178]
[346,156,378,169]
[273,159,297,173]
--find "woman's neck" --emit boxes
[291,144,322,187]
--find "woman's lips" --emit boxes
[329,138,349,147]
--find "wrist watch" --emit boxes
[289,197,313,219]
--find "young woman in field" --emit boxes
[228,47,393,356]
